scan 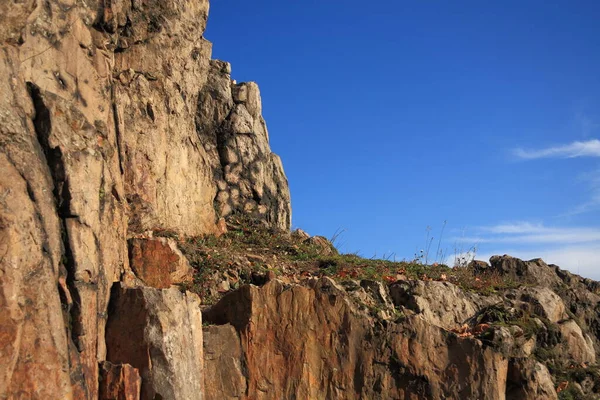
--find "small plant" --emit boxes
[329,228,346,250]
[393,308,406,322]
[412,221,449,265]
[153,229,180,239]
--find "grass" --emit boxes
[174,216,523,306]
[472,303,545,340]
[554,364,600,400]
[171,216,600,397]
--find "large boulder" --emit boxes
[489,256,561,287]
[558,319,596,364]
[105,285,204,400]
[203,278,543,399]
[506,358,557,400]
[389,280,500,330]
[516,286,569,323]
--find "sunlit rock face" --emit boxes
[0,0,289,398]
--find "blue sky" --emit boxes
[206,1,600,279]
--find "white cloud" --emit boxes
[563,194,600,217]
[480,222,546,234]
[513,139,600,160]
[511,140,600,216]
[454,222,600,245]
[563,169,600,216]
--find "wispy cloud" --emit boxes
[512,138,600,216]
[480,222,545,234]
[562,168,600,216]
[563,194,600,217]
[456,222,600,244]
[513,139,600,160]
[575,113,600,138]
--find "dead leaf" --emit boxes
[556,381,569,393]
[473,323,490,335]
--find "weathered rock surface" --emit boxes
[506,358,557,400]
[516,286,568,324]
[559,319,596,364]
[489,255,562,287]
[203,324,247,400]
[0,133,72,398]
[0,0,290,398]
[199,250,600,400]
[128,237,193,288]
[203,278,528,399]
[304,235,338,256]
[2,0,600,399]
[99,362,142,400]
[197,60,291,230]
[105,285,204,400]
[389,280,500,330]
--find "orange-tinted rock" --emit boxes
[0,80,73,398]
[203,324,247,399]
[128,238,193,289]
[99,362,141,400]
[106,285,203,400]
[204,279,511,399]
[215,218,228,237]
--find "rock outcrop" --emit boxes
[0,0,289,398]
[200,254,600,399]
[197,60,291,229]
[204,278,512,399]
[105,285,204,400]
[98,362,141,400]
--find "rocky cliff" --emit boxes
[0,1,599,400]
[191,223,600,400]
[0,0,288,398]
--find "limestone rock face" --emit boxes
[0,129,72,398]
[0,0,290,397]
[506,359,557,400]
[516,286,568,324]
[389,280,500,330]
[110,0,216,236]
[203,279,511,399]
[197,61,291,230]
[3,0,600,398]
[489,255,562,287]
[105,285,204,400]
[201,264,600,399]
[559,319,596,364]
